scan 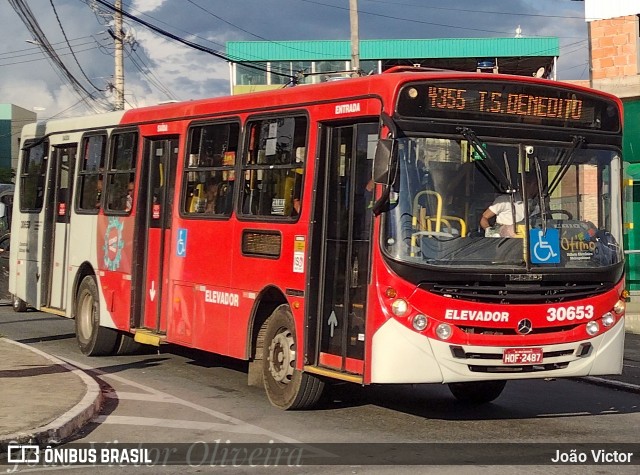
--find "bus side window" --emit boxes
[104,131,137,215]
[77,134,107,213]
[240,116,307,219]
[183,122,238,217]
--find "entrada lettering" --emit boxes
[335,103,361,114]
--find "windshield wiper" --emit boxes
[458,127,512,193]
[546,135,585,197]
[532,156,548,234]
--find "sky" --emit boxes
[0,0,591,119]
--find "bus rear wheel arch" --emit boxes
[75,275,118,356]
[262,304,324,410]
[448,380,507,404]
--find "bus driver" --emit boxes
[480,174,539,237]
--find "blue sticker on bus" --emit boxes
[530,228,560,264]
[177,228,187,257]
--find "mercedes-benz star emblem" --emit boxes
[517,319,533,335]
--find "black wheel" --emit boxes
[114,332,142,355]
[75,275,118,356]
[448,380,507,404]
[12,294,27,313]
[262,305,324,410]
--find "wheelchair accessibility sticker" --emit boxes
[530,228,560,264]
[177,228,187,257]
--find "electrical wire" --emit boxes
[298,0,586,39]
[7,0,112,112]
[90,0,292,79]
[49,0,104,92]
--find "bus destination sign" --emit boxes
[396,81,620,131]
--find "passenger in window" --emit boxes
[290,176,302,217]
[125,181,134,212]
[96,178,103,209]
[205,180,218,213]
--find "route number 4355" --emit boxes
[546,305,594,322]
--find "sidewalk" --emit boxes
[0,338,102,453]
[0,331,639,453]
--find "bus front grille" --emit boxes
[468,362,570,373]
[427,282,611,304]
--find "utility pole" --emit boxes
[114,0,125,110]
[349,0,360,76]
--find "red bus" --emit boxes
[10,69,626,409]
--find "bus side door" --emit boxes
[134,136,178,333]
[310,122,377,374]
[42,144,76,311]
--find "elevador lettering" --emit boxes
[444,309,509,322]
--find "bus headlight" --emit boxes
[412,314,428,331]
[586,321,600,336]
[391,299,409,317]
[613,299,625,315]
[601,312,615,327]
[435,323,452,340]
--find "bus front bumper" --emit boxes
[370,317,625,384]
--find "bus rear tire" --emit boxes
[262,305,324,410]
[12,295,27,313]
[75,276,117,356]
[448,380,507,404]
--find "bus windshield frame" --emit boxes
[380,80,623,274]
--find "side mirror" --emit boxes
[373,138,394,184]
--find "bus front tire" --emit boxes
[75,276,117,356]
[262,305,324,410]
[12,295,27,313]
[448,380,507,404]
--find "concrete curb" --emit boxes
[0,340,102,448]
[579,376,640,394]
[624,313,640,334]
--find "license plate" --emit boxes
[502,347,543,365]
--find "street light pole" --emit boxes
[349,0,360,76]
[114,0,125,110]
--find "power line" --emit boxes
[0,44,105,67]
[125,47,177,101]
[183,0,342,66]
[357,0,587,20]
[49,0,104,92]
[7,0,112,112]
[298,0,586,39]
[90,0,292,79]
[0,35,98,58]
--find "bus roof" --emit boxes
[24,69,623,135]
[120,69,623,125]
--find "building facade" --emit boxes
[0,104,36,172]
[583,0,640,329]
[226,37,560,95]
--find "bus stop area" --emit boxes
[0,326,639,451]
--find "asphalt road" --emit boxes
[1,307,639,474]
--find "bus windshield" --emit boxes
[382,136,623,269]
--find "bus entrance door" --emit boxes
[135,137,178,334]
[42,144,76,312]
[313,123,376,375]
